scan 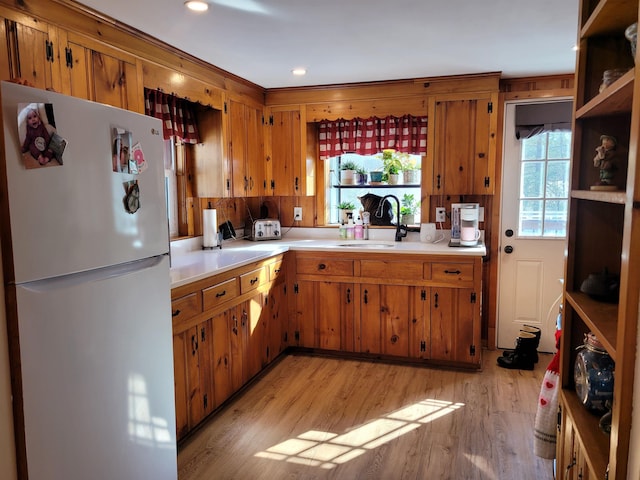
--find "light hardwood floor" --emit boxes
[178,350,555,480]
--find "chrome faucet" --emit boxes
[375,194,408,242]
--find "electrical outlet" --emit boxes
[294,207,303,221]
[435,207,446,223]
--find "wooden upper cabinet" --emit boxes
[431,94,497,195]
[0,11,58,91]
[226,97,265,197]
[267,105,314,196]
[57,31,142,113]
[193,105,229,198]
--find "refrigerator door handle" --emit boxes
[17,255,167,292]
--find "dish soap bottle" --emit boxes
[354,215,364,240]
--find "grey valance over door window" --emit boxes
[515,101,573,139]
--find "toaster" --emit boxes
[250,219,282,241]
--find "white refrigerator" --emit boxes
[0,81,177,479]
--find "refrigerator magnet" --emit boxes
[112,127,132,173]
[131,142,147,174]
[18,102,67,168]
[123,180,140,214]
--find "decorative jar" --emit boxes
[574,332,615,412]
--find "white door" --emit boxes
[497,100,571,354]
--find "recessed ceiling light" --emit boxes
[292,68,307,76]
[185,0,209,12]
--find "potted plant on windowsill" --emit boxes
[381,149,402,185]
[355,166,368,185]
[340,160,359,185]
[400,193,419,225]
[401,155,421,184]
[337,201,355,223]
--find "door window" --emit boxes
[518,131,571,237]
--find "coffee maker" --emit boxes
[450,203,480,246]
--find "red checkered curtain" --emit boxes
[144,89,200,144]
[318,115,427,159]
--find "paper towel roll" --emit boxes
[202,209,218,248]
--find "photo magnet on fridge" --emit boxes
[18,102,67,168]
[112,127,133,173]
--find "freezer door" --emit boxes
[15,255,177,480]
[0,81,169,283]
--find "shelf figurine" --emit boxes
[591,134,619,191]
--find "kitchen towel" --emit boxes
[203,208,218,248]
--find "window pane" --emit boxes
[547,131,572,159]
[521,161,545,198]
[520,199,543,236]
[545,160,570,198]
[522,134,546,160]
[543,200,567,237]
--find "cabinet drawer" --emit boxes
[429,262,475,285]
[171,292,202,325]
[240,267,268,294]
[360,260,424,281]
[296,258,354,276]
[269,260,284,282]
[202,278,238,310]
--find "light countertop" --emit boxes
[170,227,486,288]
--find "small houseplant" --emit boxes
[337,200,355,223]
[400,193,419,225]
[339,160,359,185]
[401,155,421,184]
[355,165,368,185]
[381,149,402,184]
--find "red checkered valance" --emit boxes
[144,89,200,144]
[318,115,427,159]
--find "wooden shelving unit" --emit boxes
[558,1,640,478]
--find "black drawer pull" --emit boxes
[172,309,181,317]
[250,277,259,285]
[216,290,226,298]
[444,269,462,275]
[318,263,327,270]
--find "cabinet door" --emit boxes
[380,285,411,357]
[359,284,382,354]
[270,109,300,196]
[5,17,56,91]
[172,330,189,440]
[211,310,232,408]
[228,99,264,197]
[430,287,479,364]
[59,32,142,112]
[228,305,245,392]
[316,281,342,350]
[266,280,286,363]
[293,281,316,348]
[188,320,214,428]
[243,293,266,381]
[433,96,495,195]
[409,287,430,359]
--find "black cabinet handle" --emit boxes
[444,269,461,275]
[250,277,259,285]
[216,290,226,298]
[318,263,326,270]
[172,309,181,317]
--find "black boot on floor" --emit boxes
[497,332,537,370]
[501,325,541,363]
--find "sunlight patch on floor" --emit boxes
[254,398,464,469]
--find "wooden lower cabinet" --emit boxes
[172,319,214,438]
[557,401,594,480]
[293,280,355,351]
[430,287,479,364]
